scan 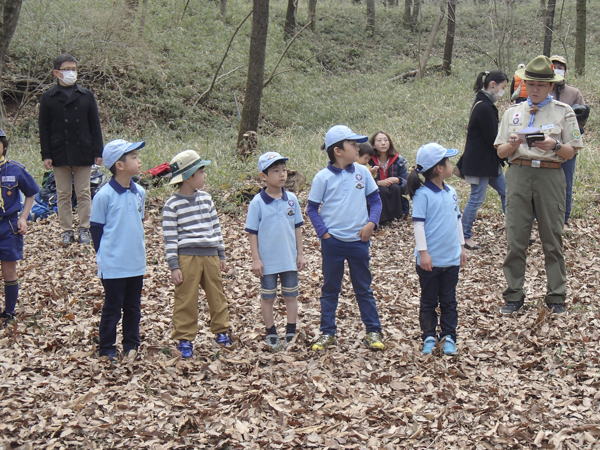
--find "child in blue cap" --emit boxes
[307,125,385,351]
[90,139,146,361]
[0,128,39,328]
[245,152,305,350]
[407,142,467,356]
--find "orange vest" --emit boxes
[513,75,528,99]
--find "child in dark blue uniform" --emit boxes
[0,128,39,328]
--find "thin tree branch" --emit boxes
[193,10,252,106]
[195,66,241,104]
[263,20,313,88]
[264,51,323,88]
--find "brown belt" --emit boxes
[512,158,562,169]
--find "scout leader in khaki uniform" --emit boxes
[494,55,583,316]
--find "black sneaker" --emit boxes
[0,311,15,329]
[500,299,524,314]
[78,229,91,245]
[61,231,75,246]
[547,303,567,316]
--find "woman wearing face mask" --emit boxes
[457,70,508,250]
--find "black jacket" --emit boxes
[460,90,505,178]
[39,83,104,167]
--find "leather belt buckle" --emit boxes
[531,160,541,168]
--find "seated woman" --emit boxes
[368,131,409,222]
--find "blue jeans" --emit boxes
[260,271,299,299]
[562,154,576,224]
[319,236,382,335]
[416,265,459,342]
[461,174,506,239]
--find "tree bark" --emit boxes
[220,0,227,17]
[308,0,317,31]
[284,0,298,40]
[542,0,556,57]
[0,0,23,70]
[574,0,585,76]
[411,0,421,30]
[366,0,375,35]
[403,0,412,28]
[419,0,445,78]
[442,0,456,75]
[237,0,270,151]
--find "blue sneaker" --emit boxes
[215,333,231,347]
[422,336,436,354]
[177,340,193,358]
[443,336,456,355]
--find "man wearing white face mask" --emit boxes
[39,54,104,246]
[549,55,587,230]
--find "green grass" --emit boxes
[3,0,600,217]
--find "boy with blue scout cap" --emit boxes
[307,125,385,351]
[90,139,146,360]
[162,150,231,358]
[0,128,39,328]
[245,152,305,350]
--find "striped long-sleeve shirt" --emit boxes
[162,191,226,270]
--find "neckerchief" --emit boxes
[527,95,553,127]
[0,155,7,213]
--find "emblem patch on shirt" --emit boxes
[572,129,581,139]
[6,190,12,196]
[287,209,295,216]
[1,176,15,182]
[541,124,554,130]
[288,200,294,207]
[137,193,143,212]
[453,194,458,201]
[512,112,521,124]
[355,174,363,181]
[355,183,364,190]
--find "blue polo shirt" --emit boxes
[245,188,303,276]
[0,160,39,219]
[412,179,461,268]
[308,163,379,242]
[90,178,146,279]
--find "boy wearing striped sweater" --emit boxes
[162,150,231,358]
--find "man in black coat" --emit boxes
[39,54,104,246]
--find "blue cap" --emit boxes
[0,128,5,138]
[258,152,289,173]
[416,143,459,173]
[103,139,145,170]
[324,125,368,150]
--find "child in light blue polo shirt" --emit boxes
[307,125,384,352]
[90,139,146,361]
[407,142,467,356]
[245,152,305,350]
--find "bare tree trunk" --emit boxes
[284,0,298,40]
[0,0,23,70]
[366,0,375,35]
[574,0,585,76]
[403,0,412,28]
[237,0,270,152]
[442,0,456,75]
[419,0,445,78]
[308,0,317,31]
[543,0,556,56]
[539,0,546,14]
[220,0,227,17]
[138,0,149,36]
[411,0,421,30]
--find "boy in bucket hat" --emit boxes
[0,127,39,328]
[495,55,583,316]
[245,152,305,350]
[162,150,231,358]
[90,139,146,361]
[307,125,385,351]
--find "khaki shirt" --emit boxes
[494,99,583,163]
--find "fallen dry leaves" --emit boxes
[1,193,600,449]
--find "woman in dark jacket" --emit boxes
[368,131,409,223]
[458,70,508,249]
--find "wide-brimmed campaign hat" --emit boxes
[169,150,210,185]
[515,55,563,83]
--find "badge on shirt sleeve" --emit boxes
[1,176,16,182]
[572,129,581,139]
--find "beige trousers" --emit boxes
[53,166,92,232]
[172,255,230,341]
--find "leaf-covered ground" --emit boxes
[2,194,600,449]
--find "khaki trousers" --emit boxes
[53,166,92,232]
[172,255,230,341]
[503,164,567,304]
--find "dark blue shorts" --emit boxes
[0,216,23,261]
